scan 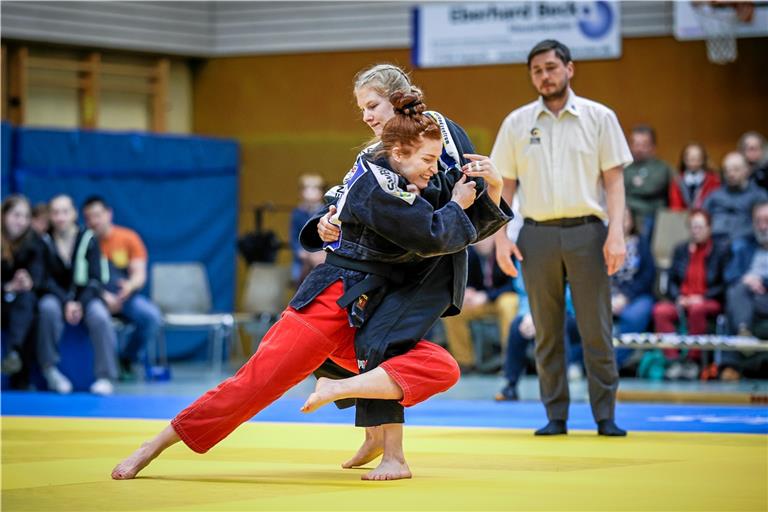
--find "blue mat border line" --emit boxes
[2,392,766,435]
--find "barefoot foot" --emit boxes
[342,426,383,468]
[301,377,344,413]
[111,442,159,480]
[361,456,412,481]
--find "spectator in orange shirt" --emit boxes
[82,196,162,380]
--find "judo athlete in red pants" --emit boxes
[111,282,459,481]
[112,92,509,481]
[288,91,507,479]
[304,90,510,477]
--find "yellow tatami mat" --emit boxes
[2,416,766,511]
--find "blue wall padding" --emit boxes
[14,128,238,178]
[12,128,240,363]
[1,122,13,198]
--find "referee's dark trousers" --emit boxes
[518,215,618,422]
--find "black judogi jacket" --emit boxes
[294,116,506,316]
[40,228,106,307]
[293,153,510,320]
[292,116,511,426]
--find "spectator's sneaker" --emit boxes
[700,363,719,381]
[1,350,22,375]
[494,384,518,402]
[43,367,73,394]
[638,350,666,381]
[665,362,684,380]
[567,363,584,381]
[90,378,114,396]
[118,359,137,382]
[681,361,700,380]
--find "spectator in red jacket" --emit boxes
[669,143,721,211]
[652,209,730,379]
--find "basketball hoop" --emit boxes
[692,1,755,65]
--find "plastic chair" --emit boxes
[470,317,503,374]
[235,263,291,353]
[651,209,690,296]
[651,208,690,269]
[151,262,235,376]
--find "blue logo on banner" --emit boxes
[578,1,613,39]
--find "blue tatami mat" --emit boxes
[2,391,766,434]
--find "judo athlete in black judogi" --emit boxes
[303,111,511,427]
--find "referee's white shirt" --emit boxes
[491,89,632,222]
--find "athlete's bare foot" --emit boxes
[111,442,159,480]
[342,426,383,468]
[111,425,180,480]
[301,377,344,413]
[361,455,412,481]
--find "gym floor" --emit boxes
[2,364,766,511]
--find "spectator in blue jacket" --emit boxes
[719,201,768,380]
[704,152,768,243]
[611,207,656,368]
[724,200,768,335]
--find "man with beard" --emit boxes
[623,125,672,235]
[490,40,632,436]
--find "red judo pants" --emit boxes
[653,299,721,361]
[171,281,460,453]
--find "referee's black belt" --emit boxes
[325,252,404,308]
[524,215,602,228]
